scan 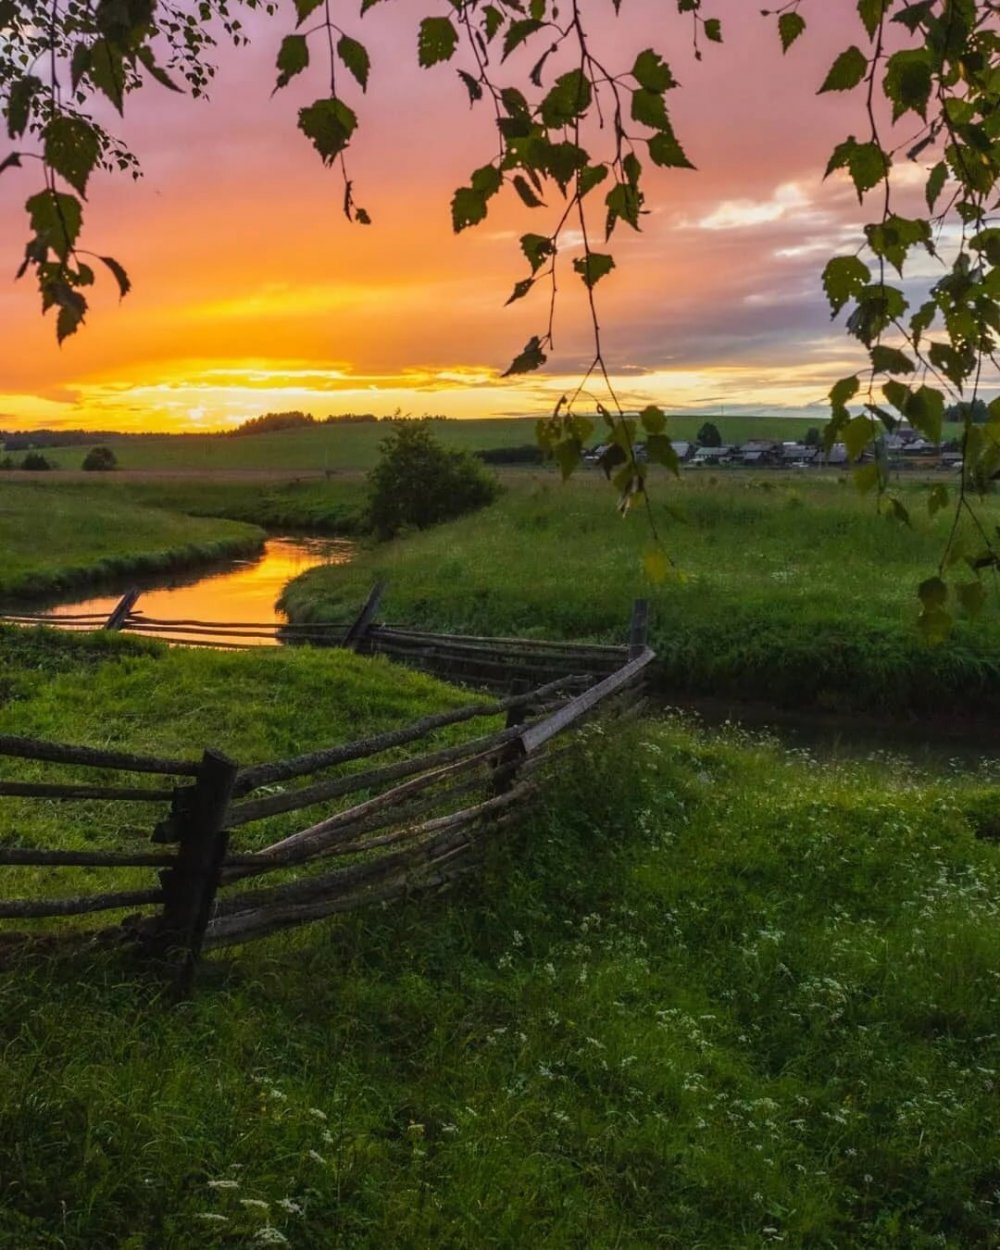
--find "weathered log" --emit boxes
[225,723,523,828]
[233,674,580,795]
[375,625,625,655]
[104,588,141,631]
[0,735,199,776]
[0,888,163,919]
[0,847,176,868]
[0,781,175,801]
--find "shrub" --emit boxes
[82,445,118,471]
[366,420,499,539]
[696,421,722,447]
[21,451,52,471]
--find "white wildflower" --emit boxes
[207,1179,240,1190]
[278,1198,304,1215]
[253,1227,289,1246]
[240,1199,270,1212]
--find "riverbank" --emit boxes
[0,482,266,601]
[280,474,1000,721]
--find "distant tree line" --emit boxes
[225,411,454,436]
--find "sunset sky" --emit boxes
[0,2,981,432]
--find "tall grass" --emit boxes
[0,664,996,1247]
[0,482,264,599]
[281,473,1000,717]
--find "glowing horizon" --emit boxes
[2,4,993,434]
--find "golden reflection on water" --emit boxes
[47,538,353,647]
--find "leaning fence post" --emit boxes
[628,598,649,660]
[491,679,530,796]
[146,748,238,991]
[342,581,385,653]
[104,588,140,631]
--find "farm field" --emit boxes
[17,413,852,473]
[281,470,1000,719]
[0,626,997,1248]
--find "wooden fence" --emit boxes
[0,604,654,988]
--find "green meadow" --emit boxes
[281,471,1000,719]
[0,627,996,1248]
[0,447,997,1247]
[24,414,835,473]
[0,480,263,599]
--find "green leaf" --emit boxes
[512,174,544,208]
[632,49,675,92]
[337,35,370,91]
[818,46,867,93]
[846,284,908,345]
[631,88,670,131]
[71,44,91,92]
[275,34,309,91]
[853,462,880,494]
[470,164,502,197]
[520,233,554,273]
[882,48,932,120]
[483,5,503,41]
[645,433,679,474]
[829,374,860,406]
[642,547,670,584]
[26,190,82,261]
[821,255,869,315]
[883,381,944,443]
[881,495,910,526]
[578,163,608,196]
[539,70,591,127]
[703,17,722,42]
[451,186,487,231]
[957,580,986,618]
[647,125,694,169]
[927,483,949,517]
[505,277,534,305]
[927,341,970,388]
[7,75,42,140]
[857,0,888,38]
[503,335,547,377]
[99,255,130,298]
[502,18,543,61]
[553,438,582,480]
[572,252,614,289]
[917,606,951,645]
[53,284,87,344]
[89,39,125,113]
[418,17,458,67]
[778,11,806,52]
[294,0,323,22]
[825,136,890,201]
[843,414,876,461]
[298,98,357,165]
[604,182,643,238]
[136,46,182,92]
[639,404,666,434]
[457,70,483,104]
[864,214,932,276]
[43,115,99,197]
[918,575,948,610]
[925,158,950,212]
[869,345,914,373]
[0,152,22,176]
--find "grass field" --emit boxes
[0,628,997,1247]
[16,415,849,474]
[0,481,264,600]
[281,471,1000,719]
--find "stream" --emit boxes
[38,536,353,647]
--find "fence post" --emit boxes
[491,679,530,796]
[628,598,649,660]
[342,581,385,653]
[104,588,141,631]
[146,748,237,992]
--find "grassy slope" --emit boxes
[0,642,997,1247]
[281,472,1000,717]
[0,481,265,599]
[29,415,848,473]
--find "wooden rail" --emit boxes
[0,599,654,986]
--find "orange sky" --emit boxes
[0,2,981,432]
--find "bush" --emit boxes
[82,445,117,471]
[21,451,52,471]
[366,420,499,539]
[696,421,722,447]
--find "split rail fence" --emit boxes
[0,602,653,987]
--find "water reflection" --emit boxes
[44,537,352,647]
